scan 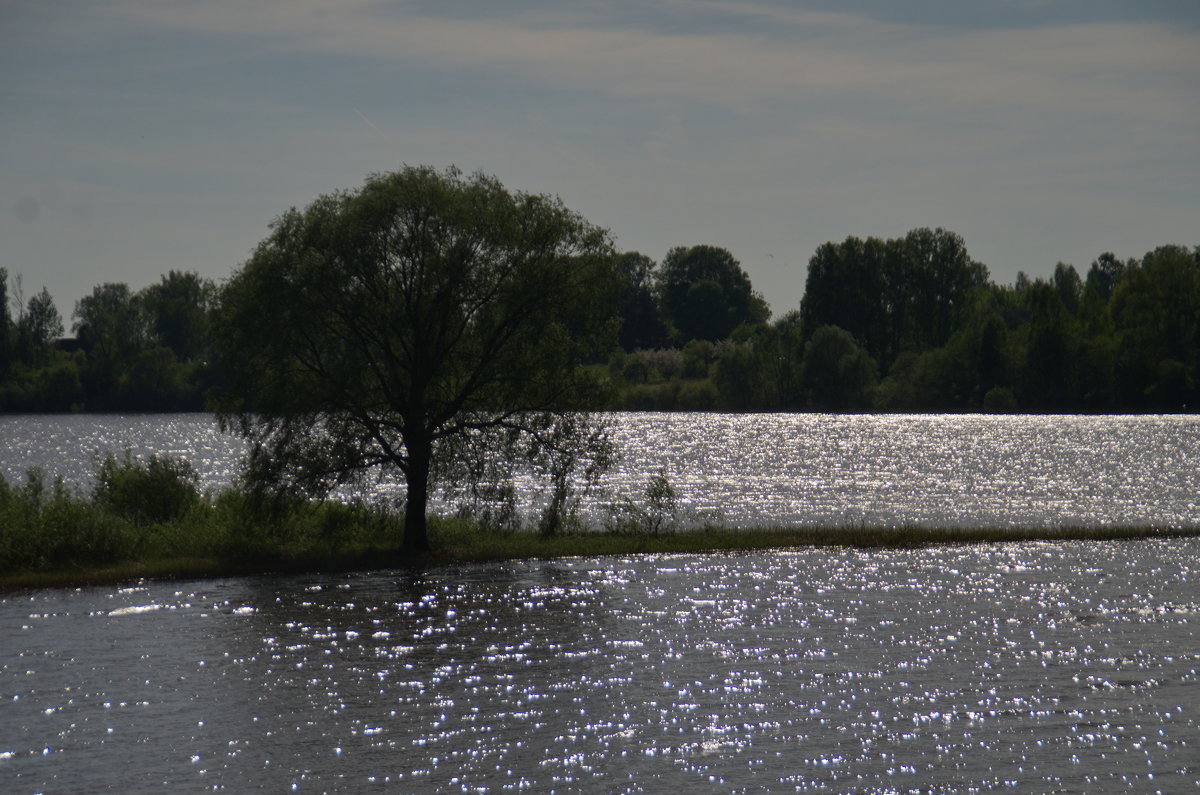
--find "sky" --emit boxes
[2,0,1198,324]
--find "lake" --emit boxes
[1,412,1198,790]
[2,542,1198,791]
[2,412,1198,528]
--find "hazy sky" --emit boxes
[3,0,1198,322]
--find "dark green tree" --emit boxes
[72,283,147,407]
[214,166,618,553]
[800,236,889,364]
[1053,262,1083,315]
[801,229,986,369]
[1110,245,1200,410]
[1016,279,1080,410]
[892,227,990,354]
[73,283,145,361]
[658,245,769,342]
[16,287,63,365]
[1083,252,1127,306]
[0,268,11,377]
[713,341,767,410]
[714,312,806,410]
[140,270,215,360]
[613,252,668,351]
[800,325,877,411]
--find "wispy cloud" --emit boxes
[113,0,1198,122]
[5,0,1197,316]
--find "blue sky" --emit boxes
[2,0,1198,322]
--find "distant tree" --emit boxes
[755,312,806,409]
[713,340,767,410]
[124,346,186,411]
[214,166,618,553]
[1053,262,1083,315]
[1017,279,1080,410]
[73,283,145,361]
[0,268,11,377]
[676,279,731,342]
[1110,245,1200,410]
[140,270,215,360]
[681,339,716,379]
[658,245,769,342]
[16,287,63,365]
[72,283,147,407]
[32,357,85,412]
[892,227,989,353]
[800,325,877,411]
[714,312,806,410]
[1083,252,1126,306]
[969,293,1012,403]
[800,236,889,363]
[27,287,63,345]
[612,252,668,351]
[801,228,987,368]
[929,288,1013,409]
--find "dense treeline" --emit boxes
[0,269,217,411]
[2,229,1197,414]
[609,231,1199,413]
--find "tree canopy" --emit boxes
[658,245,769,342]
[801,228,988,368]
[214,166,618,552]
[1,199,1196,418]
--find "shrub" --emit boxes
[983,386,1019,413]
[677,379,719,410]
[682,340,715,378]
[622,356,651,384]
[0,468,137,571]
[637,348,684,381]
[607,470,679,535]
[93,452,201,525]
[622,382,681,410]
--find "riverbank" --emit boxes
[4,516,1198,592]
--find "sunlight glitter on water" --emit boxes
[2,540,1198,791]
[1,412,1198,529]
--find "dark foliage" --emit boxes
[1,202,1195,416]
[213,166,618,553]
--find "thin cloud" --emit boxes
[114,0,1199,122]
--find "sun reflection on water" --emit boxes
[2,412,1197,528]
[2,540,1198,791]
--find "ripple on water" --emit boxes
[2,412,1199,528]
[1,539,1198,791]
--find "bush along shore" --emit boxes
[2,454,1199,591]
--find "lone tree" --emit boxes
[215,166,618,553]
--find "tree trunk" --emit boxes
[403,438,431,555]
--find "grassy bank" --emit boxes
[3,458,1199,591]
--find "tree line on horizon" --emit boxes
[612,232,1200,413]
[1,232,1197,416]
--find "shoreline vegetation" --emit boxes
[2,233,1198,418]
[3,455,1197,593]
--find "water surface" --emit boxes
[2,541,1197,791]
[2,412,1197,528]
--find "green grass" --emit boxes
[3,459,1199,591]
